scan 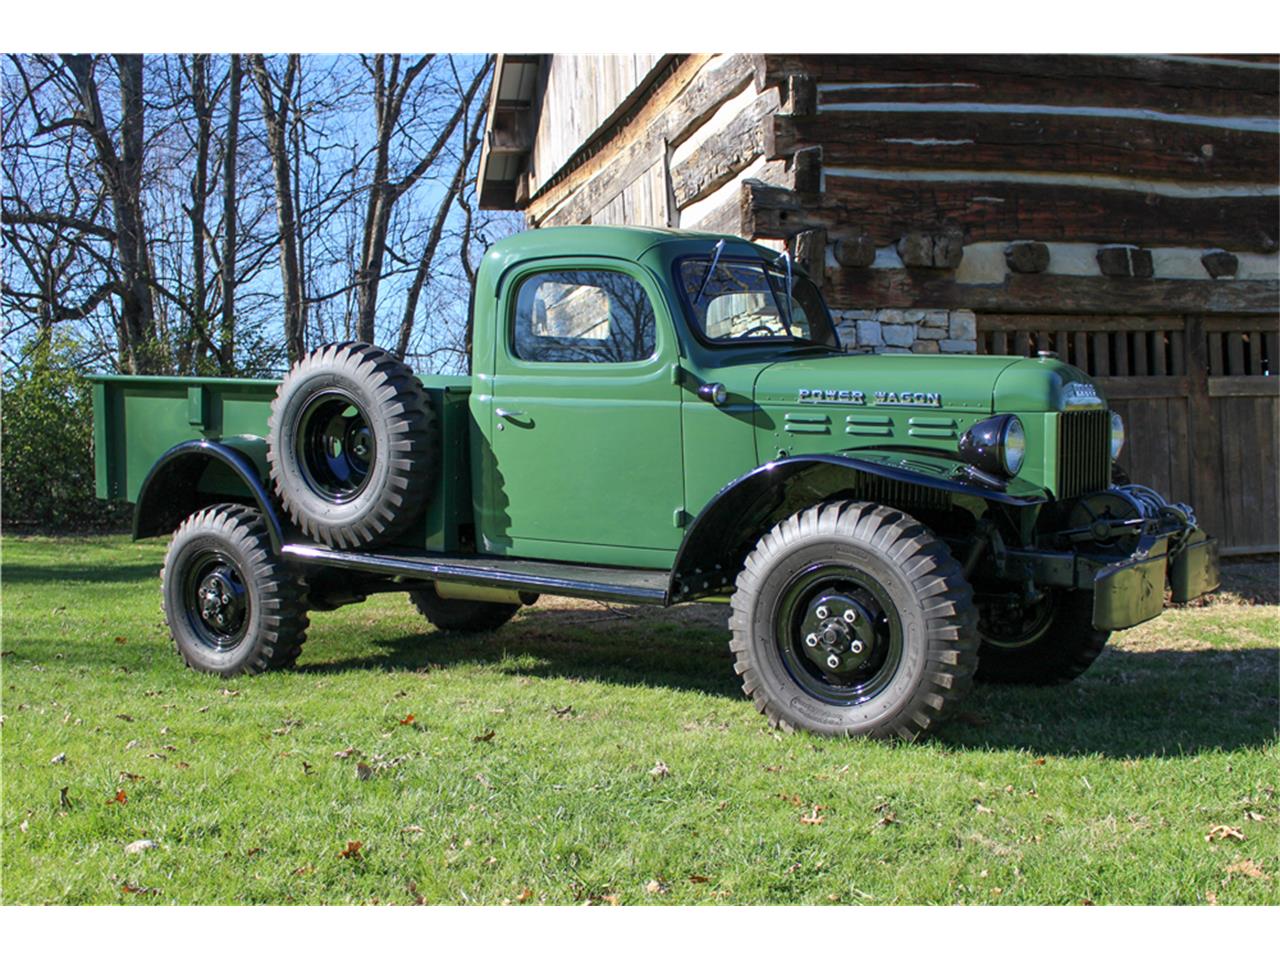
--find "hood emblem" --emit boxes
[797,388,941,408]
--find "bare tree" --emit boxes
[220,54,242,369]
[354,55,490,343]
[250,53,307,364]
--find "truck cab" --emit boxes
[93,225,1220,741]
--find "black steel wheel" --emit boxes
[975,590,1110,685]
[268,341,436,549]
[408,588,522,634]
[729,500,978,740]
[162,504,309,676]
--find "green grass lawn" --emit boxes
[2,534,1276,905]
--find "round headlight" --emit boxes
[1110,410,1125,460]
[1002,417,1026,476]
[958,414,1026,479]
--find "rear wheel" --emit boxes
[975,590,1109,685]
[409,588,520,634]
[162,504,309,676]
[729,501,978,740]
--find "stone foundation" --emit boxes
[832,309,978,355]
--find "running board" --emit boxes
[281,543,671,605]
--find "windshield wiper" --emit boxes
[692,238,726,304]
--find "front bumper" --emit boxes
[1002,528,1220,632]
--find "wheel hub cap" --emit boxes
[196,568,246,633]
[799,593,877,676]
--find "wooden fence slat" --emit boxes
[1133,330,1149,375]
[1113,330,1130,376]
[1227,332,1247,375]
[1152,329,1168,376]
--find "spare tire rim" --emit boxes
[774,562,904,706]
[296,389,376,504]
[183,550,250,651]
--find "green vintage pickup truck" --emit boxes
[91,225,1219,740]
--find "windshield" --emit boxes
[676,256,840,348]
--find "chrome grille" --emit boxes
[1057,410,1111,499]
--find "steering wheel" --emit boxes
[740,324,778,338]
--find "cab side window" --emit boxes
[513,270,656,363]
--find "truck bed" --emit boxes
[89,372,474,551]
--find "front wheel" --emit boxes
[729,501,978,740]
[975,590,1109,685]
[161,504,310,676]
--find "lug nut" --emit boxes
[851,640,864,654]
[843,609,857,623]
[805,633,818,647]
[816,606,829,619]
[826,654,841,669]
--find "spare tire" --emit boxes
[267,341,436,549]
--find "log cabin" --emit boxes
[477,54,1280,554]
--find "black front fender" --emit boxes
[133,439,284,551]
[669,453,1046,601]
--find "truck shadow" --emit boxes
[303,606,1278,759]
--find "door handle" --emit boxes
[495,408,526,421]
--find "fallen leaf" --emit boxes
[50,752,67,765]
[553,705,573,718]
[644,879,668,894]
[1244,810,1266,822]
[1205,890,1218,905]
[800,807,826,826]
[355,762,373,781]
[763,764,783,773]
[599,894,620,906]
[688,874,711,884]
[125,739,142,749]
[974,802,994,815]
[650,760,670,779]
[220,689,240,697]
[293,864,314,876]
[107,790,127,805]
[197,706,211,713]
[246,847,262,858]
[337,840,363,860]
[1226,859,1268,879]
[334,746,359,759]
[473,729,495,743]
[114,636,128,645]
[1205,825,1246,843]
[19,819,29,833]
[175,761,190,770]
[475,772,494,790]
[517,887,533,903]
[118,771,144,783]
[399,714,415,725]
[1032,757,1047,766]
[124,839,156,854]
[115,714,134,722]
[876,812,897,827]
[401,825,424,834]
[779,793,803,806]
[59,786,72,809]
[120,883,160,896]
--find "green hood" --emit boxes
[750,351,1099,415]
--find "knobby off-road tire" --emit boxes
[975,590,1109,685]
[268,341,436,549]
[729,500,979,741]
[408,588,520,634]
[161,504,309,676]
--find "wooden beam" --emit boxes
[747,173,1279,252]
[763,54,1280,116]
[669,88,779,208]
[769,110,1279,184]
[824,268,1280,315]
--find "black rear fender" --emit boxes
[133,438,285,552]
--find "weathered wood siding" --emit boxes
[527,55,665,197]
